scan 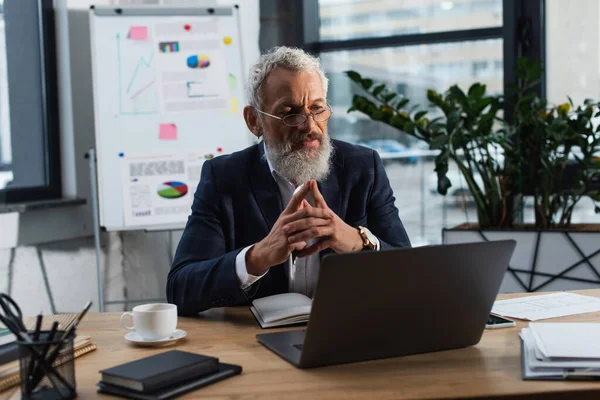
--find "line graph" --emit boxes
[117,33,158,115]
[130,80,156,100]
[126,52,154,94]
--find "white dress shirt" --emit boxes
[234,156,380,297]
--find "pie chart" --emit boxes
[157,181,188,199]
[187,54,210,69]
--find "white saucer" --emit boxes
[125,329,187,347]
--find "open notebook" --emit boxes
[250,293,312,328]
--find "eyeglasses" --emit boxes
[253,105,333,127]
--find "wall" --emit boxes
[0,0,259,316]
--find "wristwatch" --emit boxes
[357,226,377,250]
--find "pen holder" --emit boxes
[17,330,77,400]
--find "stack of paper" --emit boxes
[520,322,600,380]
[492,292,600,321]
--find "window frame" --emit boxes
[0,0,62,204]
[297,0,545,120]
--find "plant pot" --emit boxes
[443,223,600,293]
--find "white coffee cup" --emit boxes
[120,303,177,340]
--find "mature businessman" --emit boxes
[167,46,411,315]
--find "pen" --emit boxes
[42,321,59,367]
[37,301,93,382]
[27,321,73,397]
[30,301,92,392]
[29,321,59,391]
[33,314,43,341]
[26,314,43,393]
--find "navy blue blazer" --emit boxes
[167,140,411,315]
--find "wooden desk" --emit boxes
[3,290,600,399]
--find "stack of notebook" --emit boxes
[520,322,600,380]
[97,350,242,400]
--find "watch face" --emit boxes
[360,226,377,248]
[365,229,377,244]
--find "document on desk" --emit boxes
[492,292,600,321]
[520,323,600,380]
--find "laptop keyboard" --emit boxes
[293,344,303,351]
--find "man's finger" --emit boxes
[287,226,334,244]
[283,181,311,214]
[309,180,328,210]
[290,241,308,252]
[282,206,332,225]
[283,216,331,235]
[300,199,311,209]
[295,240,330,258]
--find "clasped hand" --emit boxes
[246,180,363,276]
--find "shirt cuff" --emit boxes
[235,244,268,290]
[374,235,381,251]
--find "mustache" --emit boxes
[290,132,324,146]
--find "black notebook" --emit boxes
[99,350,219,393]
[97,362,242,400]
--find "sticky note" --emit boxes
[230,97,238,113]
[223,36,232,45]
[129,26,148,40]
[228,74,236,90]
[159,124,177,140]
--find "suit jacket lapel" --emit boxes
[318,145,343,220]
[318,146,344,259]
[248,143,283,231]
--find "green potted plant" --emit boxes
[346,57,600,292]
[507,58,600,229]
[346,71,510,229]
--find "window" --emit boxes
[541,0,600,226]
[318,0,503,41]
[320,40,503,242]
[302,0,507,244]
[546,0,599,106]
[0,0,61,203]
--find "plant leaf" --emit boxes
[414,110,428,121]
[447,109,460,133]
[383,93,396,103]
[437,175,452,195]
[468,83,486,99]
[395,98,409,110]
[372,84,385,97]
[345,70,362,83]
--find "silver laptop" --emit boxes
[256,240,516,369]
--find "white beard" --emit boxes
[263,132,333,186]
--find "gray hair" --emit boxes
[246,46,329,108]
